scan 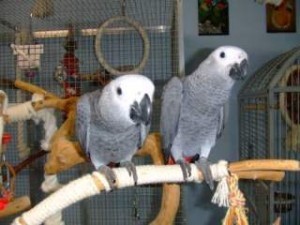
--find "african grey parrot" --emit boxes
[76,74,155,188]
[160,46,248,190]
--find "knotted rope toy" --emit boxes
[222,174,248,225]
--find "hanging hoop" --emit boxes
[95,16,150,75]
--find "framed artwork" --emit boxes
[198,0,229,35]
[266,0,296,33]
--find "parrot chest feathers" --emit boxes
[88,123,140,163]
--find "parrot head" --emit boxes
[99,74,155,128]
[206,46,249,81]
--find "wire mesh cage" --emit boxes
[239,47,300,225]
[0,0,185,224]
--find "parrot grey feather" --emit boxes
[160,76,183,160]
[75,74,155,171]
[76,91,96,153]
[216,106,225,139]
[139,123,150,149]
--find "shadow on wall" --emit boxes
[183,183,227,225]
[185,48,213,75]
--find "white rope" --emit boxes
[41,174,63,193]
[16,97,31,159]
[5,100,34,157]
[11,163,230,225]
[14,31,30,159]
[0,90,8,113]
[44,212,65,225]
[211,160,230,207]
[12,174,99,225]
[31,93,57,151]
[33,108,57,151]
[6,102,37,122]
[41,173,64,225]
[5,93,57,152]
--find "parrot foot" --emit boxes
[120,161,138,185]
[196,157,214,190]
[176,159,191,181]
[98,165,116,190]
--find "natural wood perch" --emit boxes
[11,159,300,225]
[14,80,59,99]
[3,79,298,225]
[229,159,299,172]
[0,196,31,219]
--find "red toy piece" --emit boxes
[167,155,198,165]
[61,24,81,98]
[0,189,13,211]
[63,52,79,78]
[2,133,12,145]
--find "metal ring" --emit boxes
[95,16,150,75]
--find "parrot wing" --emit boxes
[216,106,226,139]
[76,93,92,154]
[160,76,183,160]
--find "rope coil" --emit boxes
[222,174,248,225]
[6,102,37,123]
[211,160,230,207]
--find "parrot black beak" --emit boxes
[229,59,248,80]
[130,94,152,125]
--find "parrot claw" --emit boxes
[98,165,116,190]
[176,159,192,181]
[196,157,214,190]
[120,161,138,185]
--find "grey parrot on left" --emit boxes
[76,74,155,188]
[160,46,249,190]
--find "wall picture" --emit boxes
[266,0,296,33]
[198,0,229,35]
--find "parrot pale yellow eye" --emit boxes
[220,52,226,58]
[117,87,122,95]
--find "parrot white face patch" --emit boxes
[99,74,155,126]
[208,46,249,82]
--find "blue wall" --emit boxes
[182,1,300,224]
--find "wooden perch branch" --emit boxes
[11,159,300,225]
[0,196,31,219]
[14,80,59,99]
[3,79,298,225]
[229,159,299,172]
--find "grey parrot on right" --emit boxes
[76,74,155,188]
[160,46,248,190]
